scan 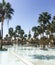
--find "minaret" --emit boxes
[28,30,31,40]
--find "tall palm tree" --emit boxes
[38,12,51,36]
[6,2,14,33]
[0,0,14,39]
[0,0,14,49]
[38,12,51,48]
[38,12,51,25]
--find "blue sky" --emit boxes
[0,0,55,37]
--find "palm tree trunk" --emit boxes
[0,16,4,49]
[1,22,3,39]
[0,22,3,49]
[7,19,9,34]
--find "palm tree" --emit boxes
[6,2,14,33]
[40,36,48,49]
[38,12,51,48]
[52,16,55,25]
[37,26,42,38]
[9,27,13,37]
[16,25,21,37]
[0,0,14,39]
[46,30,50,38]
[13,31,17,44]
[16,25,21,32]
[24,34,27,40]
[15,25,21,43]
[5,34,8,40]
[32,26,39,38]
[33,32,39,39]
[8,27,14,43]
[32,26,38,38]
[49,16,55,47]
[23,34,27,43]
[52,16,55,33]
[0,0,14,49]
[32,26,37,33]
[38,12,51,36]
[19,29,24,44]
[38,12,51,25]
